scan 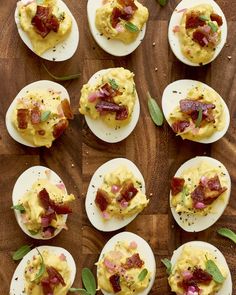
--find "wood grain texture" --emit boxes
[0,0,235,294]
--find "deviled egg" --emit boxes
[12,165,75,239]
[87,0,148,56]
[79,67,140,143]
[5,80,73,148]
[97,231,156,295]
[85,158,148,231]
[15,0,79,61]
[168,0,227,66]
[162,80,230,144]
[168,241,232,295]
[170,156,231,232]
[10,245,76,295]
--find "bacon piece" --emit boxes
[95,101,128,120]
[171,120,190,133]
[100,83,121,101]
[41,277,54,295]
[111,0,137,28]
[111,7,122,28]
[41,210,56,227]
[47,266,66,286]
[109,274,122,293]
[61,99,74,120]
[210,13,223,26]
[171,177,185,196]
[119,181,138,202]
[38,129,46,136]
[17,109,29,129]
[52,203,72,214]
[122,253,144,269]
[95,189,110,212]
[185,12,206,29]
[30,107,41,124]
[180,99,215,117]
[118,0,138,10]
[53,119,69,138]
[193,29,209,47]
[31,6,59,38]
[207,175,222,191]
[38,188,51,210]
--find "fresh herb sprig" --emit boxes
[195,109,203,128]
[125,22,139,33]
[41,110,51,122]
[147,92,164,126]
[161,258,172,275]
[12,245,32,261]
[108,78,119,90]
[11,204,25,213]
[70,268,96,295]
[42,64,81,81]
[138,268,148,281]
[31,249,46,282]
[217,228,236,244]
[205,259,224,284]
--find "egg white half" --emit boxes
[97,231,156,295]
[170,241,232,295]
[87,0,147,56]
[15,0,79,61]
[168,0,227,66]
[170,156,231,232]
[5,80,70,148]
[10,245,76,295]
[85,158,146,232]
[12,165,69,239]
[84,68,140,143]
[162,79,230,144]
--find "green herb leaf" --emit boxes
[181,186,189,205]
[157,0,168,7]
[31,249,46,282]
[205,259,224,283]
[208,21,218,32]
[36,0,44,4]
[12,245,32,261]
[138,268,148,281]
[40,110,51,122]
[69,288,90,294]
[28,230,39,236]
[125,22,139,33]
[161,258,172,275]
[42,64,81,81]
[82,268,96,295]
[11,204,25,213]
[108,78,119,90]
[195,109,203,128]
[217,228,236,244]
[199,15,209,21]
[147,92,164,126]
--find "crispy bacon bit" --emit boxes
[42,226,55,238]
[109,274,122,293]
[178,267,212,292]
[111,0,138,28]
[95,189,110,212]
[38,129,46,136]
[123,253,144,269]
[119,181,138,202]
[191,175,227,208]
[95,101,128,120]
[210,13,223,26]
[192,29,209,47]
[185,12,206,29]
[41,210,56,227]
[171,120,190,133]
[180,99,215,114]
[171,177,185,196]
[100,83,121,101]
[53,119,69,138]
[31,6,59,38]
[46,266,66,286]
[17,109,29,129]
[38,188,51,210]
[41,277,54,295]
[30,107,41,124]
[61,99,74,120]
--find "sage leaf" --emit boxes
[138,268,148,281]
[195,109,203,128]
[28,230,39,236]
[82,268,96,295]
[147,92,164,126]
[41,110,51,122]
[217,228,236,244]
[31,249,46,282]
[11,204,25,213]
[12,245,32,261]
[205,259,224,283]
[199,15,209,21]
[208,21,218,32]
[43,64,81,81]
[181,186,189,205]
[36,0,44,4]
[125,22,139,33]
[69,288,90,295]
[109,78,119,90]
[161,258,172,275]
[158,0,167,6]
